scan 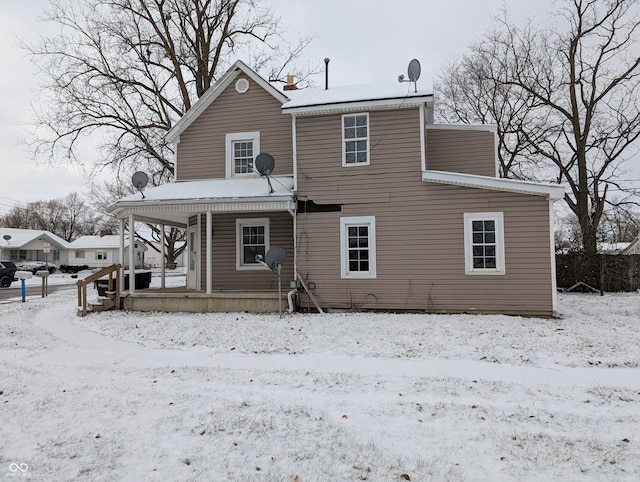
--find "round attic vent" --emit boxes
[235,78,250,94]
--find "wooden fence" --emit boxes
[556,254,640,292]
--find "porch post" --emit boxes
[119,218,125,284]
[128,213,135,294]
[160,224,166,289]
[206,210,212,294]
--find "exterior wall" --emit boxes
[295,107,553,315]
[296,108,422,204]
[426,127,496,177]
[297,186,554,314]
[194,212,294,291]
[72,247,145,268]
[175,77,293,181]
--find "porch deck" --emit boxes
[121,286,286,313]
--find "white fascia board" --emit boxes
[166,60,289,144]
[283,95,433,116]
[422,170,565,201]
[427,123,497,133]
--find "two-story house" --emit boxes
[108,60,563,315]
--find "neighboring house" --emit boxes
[0,227,72,265]
[145,240,186,268]
[108,60,564,315]
[70,234,147,269]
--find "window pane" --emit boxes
[484,220,495,231]
[485,246,496,257]
[484,233,495,243]
[344,116,355,127]
[485,257,496,269]
[355,115,367,126]
[473,258,485,268]
[473,233,484,243]
[356,127,367,137]
[473,246,484,257]
[472,220,483,231]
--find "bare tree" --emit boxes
[437,0,640,255]
[0,193,101,242]
[26,0,313,264]
[27,0,313,179]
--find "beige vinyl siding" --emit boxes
[297,108,423,204]
[295,108,554,314]
[175,77,293,181]
[426,128,496,176]
[297,186,554,314]
[195,212,293,290]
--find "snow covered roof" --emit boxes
[108,176,295,226]
[70,235,141,249]
[0,227,73,250]
[282,82,433,115]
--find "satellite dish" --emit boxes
[255,153,275,176]
[255,152,276,194]
[132,171,149,190]
[2,235,11,242]
[264,247,287,271]
[398,59,421,92]
[132,171,149,198]
[407,59,421,82]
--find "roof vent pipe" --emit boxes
[324,57,330,90]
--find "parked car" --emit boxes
[15,261,58,274]
[0,260,18,288]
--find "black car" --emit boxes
[0,260,18,288]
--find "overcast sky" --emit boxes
[0,0,592,215]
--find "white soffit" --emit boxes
[422,170,565,200]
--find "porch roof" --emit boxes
[108,176,295,227]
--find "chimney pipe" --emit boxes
[324,57,330,90]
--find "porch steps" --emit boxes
[77,291,119,316]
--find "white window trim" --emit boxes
[342,113,370,167]
[236,218,270,270]
[95,251,108,261]
[225,131,260,178]
[464,212,505,275]
[340,216,377,279]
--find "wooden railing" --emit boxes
[76,264,122,317]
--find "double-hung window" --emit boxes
[464,212,505,275]
[340,216,376,278]
[226,132,260,178]
[342,113,369,166]
[96,251,108,261]
[236,218,270,270]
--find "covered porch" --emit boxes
[107,176,297,313]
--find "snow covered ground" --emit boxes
[1,272,639,481]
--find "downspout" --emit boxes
[289,113,299,313]
[287,197,298,314]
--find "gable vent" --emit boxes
[235,78,250,94]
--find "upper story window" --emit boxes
[463,212,505,275]
[342,113,369,166]
[340,216,377,278]
[226,132,260,178]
